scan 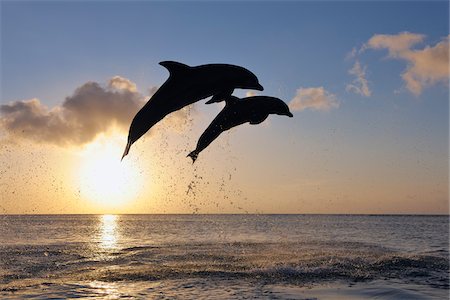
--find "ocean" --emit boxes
[0,214,448,299]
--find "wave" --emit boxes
[81,255,448,289]
[1,241,448,293]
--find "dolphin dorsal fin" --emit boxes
[225,96,239,106]
[159,61,190,77]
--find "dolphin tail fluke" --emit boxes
[121,140,132,161]
[187,150,199,164]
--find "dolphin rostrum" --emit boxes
[187,95,293,163]
[122,61,264,160]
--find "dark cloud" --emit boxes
[1,77,146,146]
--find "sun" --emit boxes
[77,135,143,207]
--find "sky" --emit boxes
[0,1,448,214]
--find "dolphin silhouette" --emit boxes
[187,95,293,163]
[122,61,264,160]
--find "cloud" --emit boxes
[289,87,339,112]
[0,76,197,147]
[362,32,449,95]
[346,60,371,97]
[108,76,137,92]
[364,32,425,55]
[1,78,144,146]
[346,47,358,60]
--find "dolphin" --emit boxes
[187,95,293,163]
[122,61,264,159]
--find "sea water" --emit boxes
[0,214,448,299]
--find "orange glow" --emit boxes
[77,134,143,208]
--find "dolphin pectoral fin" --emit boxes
[121,140,132,161]
[205,97,221,104]
[206,95,226,104]
[187,150,199,164]
[159,61,190,77]
[249,114,268,125]
[224,96,239,106]
[205,89,234,104]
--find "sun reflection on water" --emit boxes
[99,214,119,250]
[88,281,120,299]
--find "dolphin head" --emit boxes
[232,66,264,91]
[204,65,264,104]
[264,97,294,118]
[210,65,263,92]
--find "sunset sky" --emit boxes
[1,1,448,214]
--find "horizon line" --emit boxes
[1,213,449,216]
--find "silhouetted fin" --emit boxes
[187,150,199,164]
[159,61,190,77]
[121,140,132,161]
[224,96,239,106]
[205,88,234,104]
[249,114,268,125]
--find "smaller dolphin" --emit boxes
[122,61,263,160]
[187,96,293,163]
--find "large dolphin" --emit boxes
[187,96,293,163]
[122,61,264,159]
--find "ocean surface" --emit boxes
[0,214,448,299]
